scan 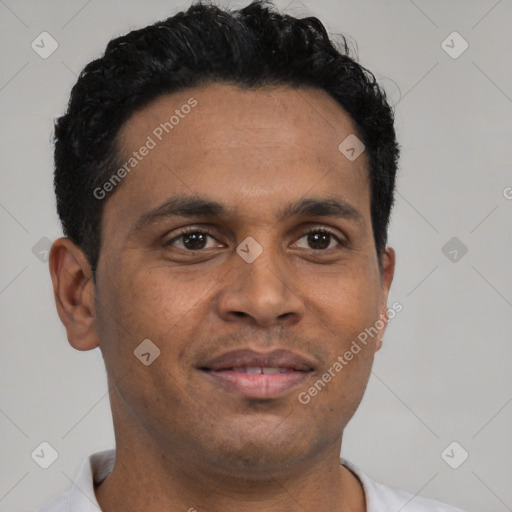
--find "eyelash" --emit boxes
[165,226,347,251]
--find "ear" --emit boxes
[375,246,396,352]
[49,237,99,351]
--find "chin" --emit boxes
[197,422,327,479]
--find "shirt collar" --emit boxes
[67,449,115,511]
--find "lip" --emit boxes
[198,348,315,399]
[199,348,316,372]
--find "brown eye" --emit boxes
[166,229,220,251]
[296,229,345,250]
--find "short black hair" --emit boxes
[53,0,400,279]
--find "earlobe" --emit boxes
[49,237,99,351]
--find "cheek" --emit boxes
[299,263,381,398]
[93,263,196,375]
[113,264,218,375]
[298,313,376,421]
[94,267,199,410]
[303,259,382,338]
[116,263,203,331]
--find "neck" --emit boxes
[95,431,365,512]
[95,390,366,512]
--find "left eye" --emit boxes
[296,229,344,250]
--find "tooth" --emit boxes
[245,367,263,374]
[262,367,280,374]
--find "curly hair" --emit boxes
[53,0,400,279]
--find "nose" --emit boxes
[215,242,305,328]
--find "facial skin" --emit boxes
[50,83,395,512]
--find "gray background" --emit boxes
[0,0,511,511]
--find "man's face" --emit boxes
[93,83,394,476]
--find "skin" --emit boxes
[49,83,395,512]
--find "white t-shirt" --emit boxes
[36,449,466,512]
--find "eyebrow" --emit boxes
[132,194,364,233]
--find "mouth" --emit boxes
[198,349,315,399]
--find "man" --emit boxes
[41,1,466,511]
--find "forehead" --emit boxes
[118,83,365,160]
[104,83,370,235]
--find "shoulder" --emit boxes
[341,458,467,512]
[368,477,467,511]
[35,491,70,512]
[34,449,115,512]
